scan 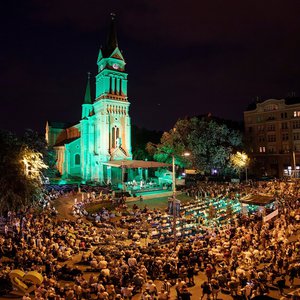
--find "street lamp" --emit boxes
[172,152,191,196]
[171,151,190,249]
[230,151,250,182]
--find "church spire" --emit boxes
[83,72,92,104]
[103,13,118,57]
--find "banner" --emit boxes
[263,209,278,222]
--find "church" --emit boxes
[46,16,133,185]
[46,16,170,188]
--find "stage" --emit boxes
[126,189,174,202]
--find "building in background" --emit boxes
[46,16,132,184]
[244,97,300,177]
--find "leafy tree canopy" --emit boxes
[149,116,243,174]
[0,129,48,213]
[131,125,162,161]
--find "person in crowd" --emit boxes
[0,179,299,299]
[200,281,212,300]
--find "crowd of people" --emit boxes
[0,179,299,300]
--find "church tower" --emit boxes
[81,72,92,119]
[94,14,132,160]
[80,14,132,182]
[47,15,133,183]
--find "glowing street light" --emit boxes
[230,151,250,182]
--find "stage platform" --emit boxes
[126,189,174,202]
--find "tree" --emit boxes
[20,145,48,180]
[21,129,48,154]
[0,130,48,213]
[187,118,242,174]
[21,129,57,178]
[230,151,250,179]
[149,116,243,175]
[43,148,59,178]
[146,128,189,168]
[131,125,162,160]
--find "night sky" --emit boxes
[1,0,300,134]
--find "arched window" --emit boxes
[75,154,80,165]
[111,126,120,148]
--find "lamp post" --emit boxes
[171,154,177,250]
[230,151,250,182]
[171,152,190,250]
[121,161,125,193]
[172,154,176,197]
[240,152,249,183]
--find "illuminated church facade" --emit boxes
[46,17,133,184]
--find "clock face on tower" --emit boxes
[112,63,119,70]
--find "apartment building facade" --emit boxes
[244,98,300,177]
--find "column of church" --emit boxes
[125,111,132,158]
[116,77,120,95]
[94,118,101,182]
[97,111,109,183]
[122,78,127,96]
[88,120,95,180]
[80,119,89,180]
[98,112,110,156]
[63,145,71,178]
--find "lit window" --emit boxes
[294,111,300,117]
[112,126,120,148]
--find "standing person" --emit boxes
[277,275,286,296]
[157,288,169,300]
[201,281,212,300]
[205,264,213,283]
[175,280,185,300]
[4,224,8,236]
[289,264,297,288]
[210,279,219,300]
[241,283,252,300]
[228,277,238,297]
[180,286,192,300]
[162,279,172,297]
[277,257,284,274]
[187,265,195,286]
[145,280,157,297]
[121,284,133,300]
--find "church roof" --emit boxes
[54,137,79,147]
[48,121,74,129]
